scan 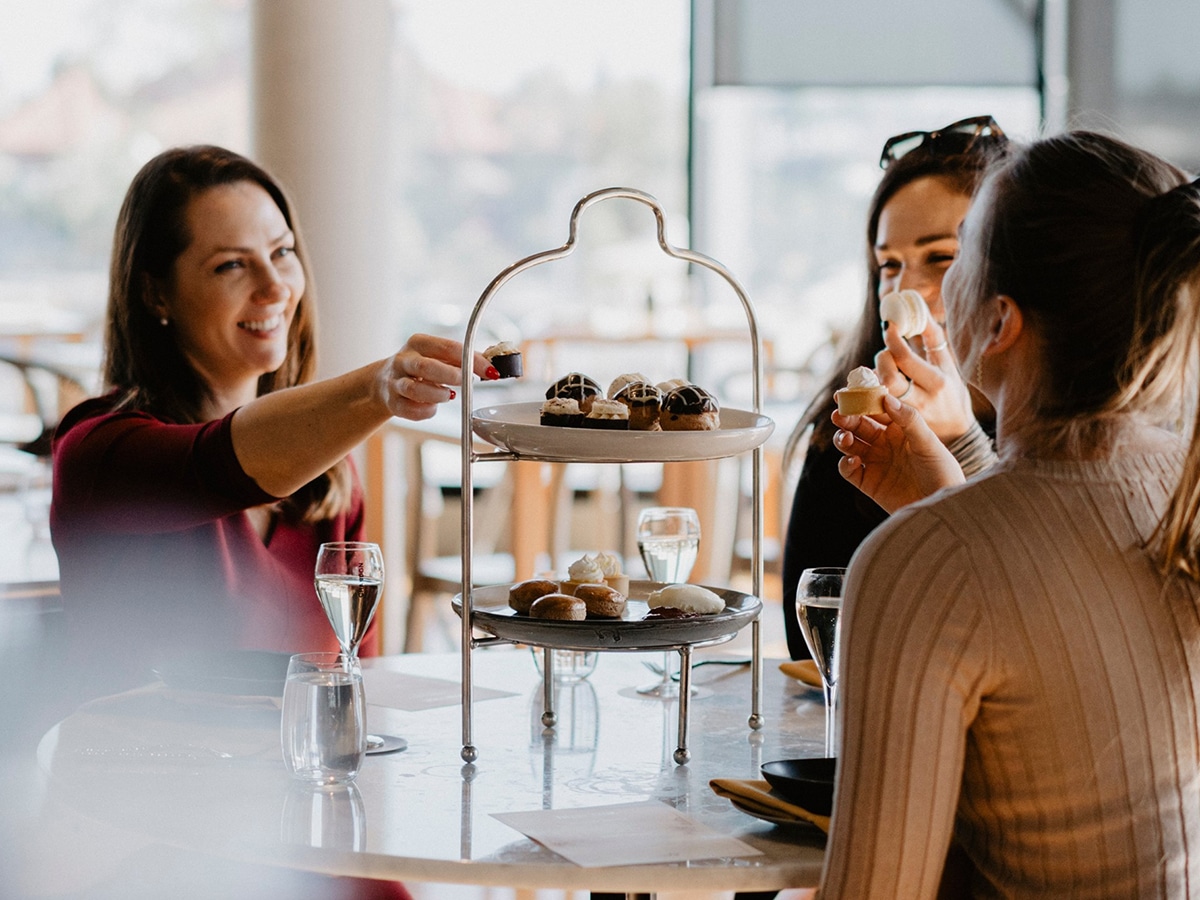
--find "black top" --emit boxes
[781,435,888,660]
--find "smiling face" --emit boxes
[874,175,973,323]
[161,181,305,413]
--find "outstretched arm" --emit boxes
[232,333,491,498]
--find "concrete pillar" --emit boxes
[250,0,397,381]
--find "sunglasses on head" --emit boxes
[879,115,1007,169]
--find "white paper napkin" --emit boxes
[362,669,517,711]
[492,800,763,867]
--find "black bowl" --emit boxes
[761,757,836,815]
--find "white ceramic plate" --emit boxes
[471,402,774,462]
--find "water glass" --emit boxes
[281,652,366,785]
[281,782,366,851]
[530,647,599,683]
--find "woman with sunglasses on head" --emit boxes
[780,117,1008,660]
[780,131,1200,899]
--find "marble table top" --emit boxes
[30,648,829,894]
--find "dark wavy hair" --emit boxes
[104,144,350,522]
[783,137,1007,468]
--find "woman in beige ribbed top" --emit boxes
[806,132,1200,898]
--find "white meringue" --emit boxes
[879,289,930,339]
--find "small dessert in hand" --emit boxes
[530,593,586,621]
[613,381,662,431]
[540,397,584,427]
[483,341,523,378]
[646,583,725,615]
[879,289,930,339]
[574,583,627,619]
[592,551,630,595]
[546,372,602,414]
[660,385,720,431]
[584,398,630,430]
[607,372,650,399]
[509,578,561,615]
[561,553,607,596]
[834,366,888,416]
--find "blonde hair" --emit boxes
[956,132,1200,575]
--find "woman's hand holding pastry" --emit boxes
[833,394,965,513]
[875,318,976,443]
[379,333,492,420]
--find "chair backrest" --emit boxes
[0,354,90,457]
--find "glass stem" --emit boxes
[823,681,838,757]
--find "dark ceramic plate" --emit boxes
[761,758,836,816]
[452,580,761,650]
[153,649,292,696]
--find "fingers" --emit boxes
[873,348,911,400]
[917,318,953,363]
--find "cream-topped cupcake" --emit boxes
[834,366,887,416]
[561,553,607,595]
[592,551,630,595]
[583,398,630,430]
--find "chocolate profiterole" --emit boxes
[546,373,601,414]
[660,384,720,431]
[613,381,662,431]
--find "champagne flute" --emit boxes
[794,567,844,757]
[636,507,701,698]
[315,541,404,753]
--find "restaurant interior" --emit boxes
[1,1,1197,898]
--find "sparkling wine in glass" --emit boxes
[636,507,701,698]
[315,541,403,753]
[795,567,845,757]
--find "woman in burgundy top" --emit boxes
[50,145,493,701]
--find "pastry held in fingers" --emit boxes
[835,366,888,416]
[879,289,930,339]
[483,341,523,378]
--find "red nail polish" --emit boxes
[485,365,500,380]
[449,389,456,400]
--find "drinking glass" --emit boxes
[315,541,403,753]
[636,506,701,698]
[281,651,365,785]
[794,567,845,756]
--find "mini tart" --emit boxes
[483,342,523,378]
[834,384,887,416]
[573,583,627,619]
[540,397,584,427]
[508,578,561,615]
[583,398,630,430]
[561,577,606,596]
[546,373,601,414]
[660,385,720,431]
[613,381,662,431]
[529,593,586,621]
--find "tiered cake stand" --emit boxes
[455,187,773,764]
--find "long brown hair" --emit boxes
[955,132,1200,576]
[783,139,1005,469]
[104,145,351,522]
